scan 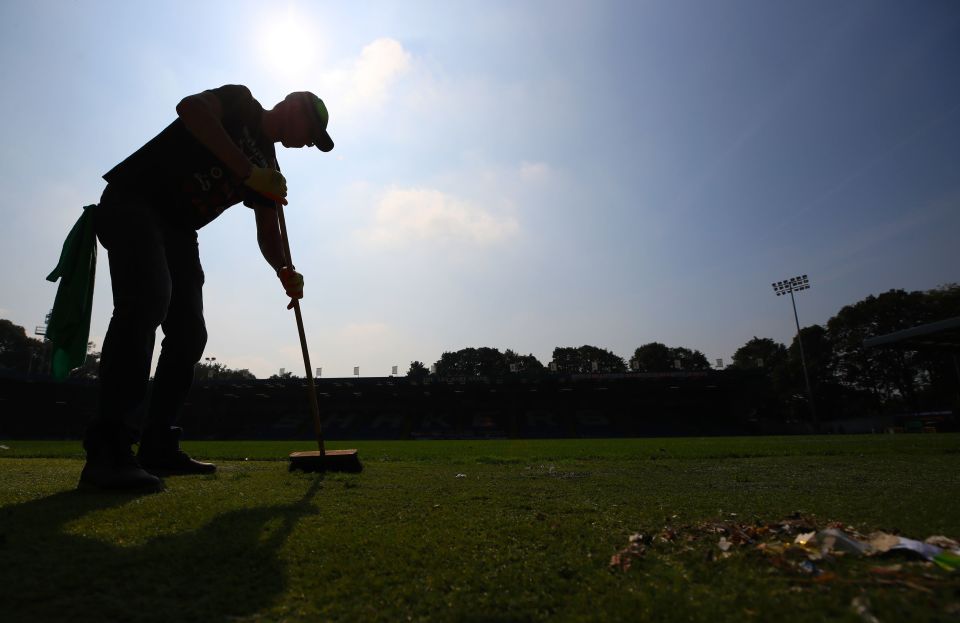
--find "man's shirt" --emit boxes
[103,84,276,230]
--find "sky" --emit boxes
[1,1,958,379]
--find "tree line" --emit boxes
[408,284,959,418]
[406,342,713,381]
[723,284,959,419]
[2,284,956,417]
[0,326,258,382]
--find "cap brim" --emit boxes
[314,131,334,152]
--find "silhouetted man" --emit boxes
[81,85,334,491]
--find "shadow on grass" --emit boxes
[0,478,324,622]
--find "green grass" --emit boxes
[1,435,958,622]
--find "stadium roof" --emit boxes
[863,316,960,351]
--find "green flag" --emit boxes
[46,204,98,380]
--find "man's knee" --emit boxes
[163,318,207,364]
[189,322,208,363]
[114,288,171,332]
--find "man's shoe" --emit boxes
[138,426,217,476]
[79,448,164,492]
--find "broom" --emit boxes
[276,202,362,473]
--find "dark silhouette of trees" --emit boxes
[433,347,545,379]
[406,360,429,381]
[2,282,956,419]
[268,370,299,380]
[726,284,960,420]
[668,347,711,371]
[731,337,787,370]
[785,326,833,391]
[195,361,256,381]
[632,342,672,372]
[0,319,47,373]
[828,286,960,407]
[504,349,545,374]
[632,342,710,371]
[434,347,505,378]
[69,342,100,379]
[828,289,928,401]
[551,345,625,374]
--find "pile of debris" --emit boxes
[610,514,960,578]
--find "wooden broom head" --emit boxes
[289,449,362,473]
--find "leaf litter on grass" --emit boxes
[609,533,647,572]
[522,463,591,480]
[610,513,960,593]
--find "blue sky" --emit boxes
[1,1,958,378]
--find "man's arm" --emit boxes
[256,205,304,308]
[254,205,286,272]
[176,91,253,179]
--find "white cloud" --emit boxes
[363,187,519,247]
[519,161,550,181]
[323,38,412,117]
[352,39,411,103]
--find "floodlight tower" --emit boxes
[771,275,818,430]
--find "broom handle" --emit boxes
[276,203,326,455]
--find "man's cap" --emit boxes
[301,92,334,152]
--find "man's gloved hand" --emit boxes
[277,267,304,309]
[244,166,288,205]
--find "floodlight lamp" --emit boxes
[772,274,813,296]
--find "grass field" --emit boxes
[1,435,958,622]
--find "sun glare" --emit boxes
[258,8,319,81]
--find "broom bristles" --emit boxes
[289,449,363,473]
